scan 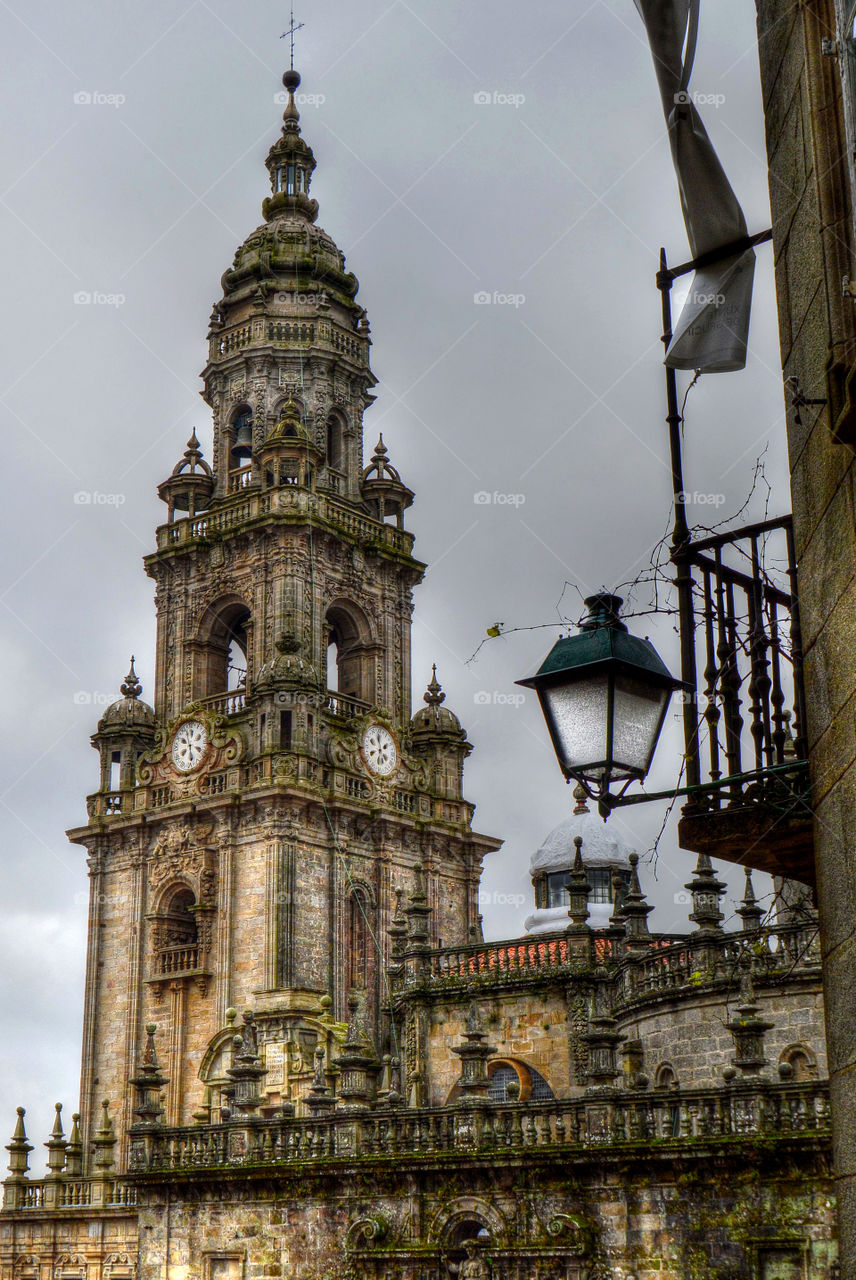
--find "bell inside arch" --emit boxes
[231,409,254,465]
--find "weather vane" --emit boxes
[280,5,304,71]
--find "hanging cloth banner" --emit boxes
[633,0,755,372]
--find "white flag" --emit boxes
[633,0,755,373]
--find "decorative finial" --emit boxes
[6,1107,32,1184]
[275,630,302,655]
[120,657,142,700]
[142,1023,159,1067]
[622,852,653,948]
[572,783,590,816]
[685,852,726,935]
[565,836,592,936]
[424,665,446,707]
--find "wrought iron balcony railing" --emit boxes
[674,515,813,880]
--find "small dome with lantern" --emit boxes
[524,787,634,934]
[258,400,322,490]
[97,658,157,734]
[255,631,320,692]
[361,436,414,529]
[157,431,215,521]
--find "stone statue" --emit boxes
[448,1242,489,1280]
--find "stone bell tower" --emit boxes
[67,68,500,1169]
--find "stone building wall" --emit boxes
[620,982,827,1088]
[122,1155,835,1280]
[423,986,575,1106]
[755,0,856,1267]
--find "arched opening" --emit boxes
[163,887,198,947]
[226,614,248,691]
[325,602,376,706]
[445,1221,492,1270]
[485,1058,554,1103]
[780,1045,818,1082]
[654,1063,678,1090]
[347,888,371,993]
[326,414,344,472]
[228,404,254,489]
[152,885,201,978]
[193,598,252,701]
[326,638,340,692]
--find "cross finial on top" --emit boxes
[281,5,304,71]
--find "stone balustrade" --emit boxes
[411,923,821,1001]
[155,487,415,557]
[5,1177,136,1212]
[125,1081,829,1177]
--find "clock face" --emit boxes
[362,724,398,777]
[171,720,209,773]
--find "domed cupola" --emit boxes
[409,668,472,802]
[157,431,215,522]
[411,666,465,741]
[361,436,414,529]
[258,399,322,490]
[92,659,157,794]
[524,787,634,934]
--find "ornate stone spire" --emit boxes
[5,1108,32,1183]
[686,853,726,935]
[91,1101,116,1174]
[305,1044,335,1115]
[621,853,653,950]
[226,1011,267,1116]
[727,969,773,1077]
[64,1113,83,1178]
[737,869,763,933]
[129,1024,169,1128]
[44,1103,67,1181]
[566,837,592,934]
[451,1002,496,1106]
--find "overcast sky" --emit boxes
[0,0,789,1146]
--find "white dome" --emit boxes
[529,809,635,877]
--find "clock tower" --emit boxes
[68,69,500,1166]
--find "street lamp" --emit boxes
[517,592,682,813]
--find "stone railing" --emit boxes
[325,691,371,721]
[420,931,645,985]
[156,945,200,977]
[155,487,414,557]
[4,1177,137,1212]
[198,689,247,717]
[617,923,821,1007]
[407,924,821,996]
[129,1082,829,1177]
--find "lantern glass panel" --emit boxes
[611,674,670,777]
[543,674,608,777]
